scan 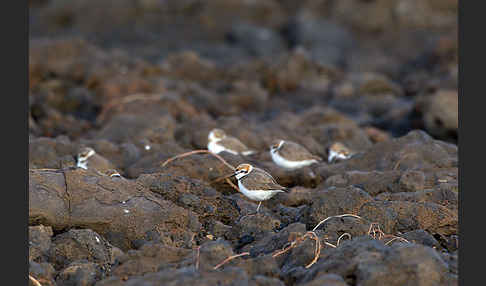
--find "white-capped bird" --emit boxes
[207,129,256,156]
[270,139,322,169]
[230,163,288,213]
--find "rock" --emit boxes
[111,243,192,278]
[136,173,240,236]
[234,254,281,279]
[160,51,221,83]
[232,210,282,242]
[376,187,458,211]
[363,126,391,143]
[398,170,426,192]
[240,223,306,256]
[227,23,286,58]
[29,261,56,286]
[301,273,349,286]
[121,266,251,286]
[358,200,457,236]
[29,225,53,262]
[401,230,441,249]
[29,136,79,169]
[278,187,313,207]
[287,17,354,67]
[29,168,201,250]
[292,237,456,285]
[313,216,370,246]
[47,228,123,271]
[94,111,176,145]
[322,171,402,196]
[355,73,403,96]
[306,186,374,229]
[56,261,104,286]
[196,239,236,272]
[251,275,286,286]
[124,141,186,177]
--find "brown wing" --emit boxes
[219,137,251,153]
[89,155,117,173]
[280,141,322,161]
[241,168,287,191]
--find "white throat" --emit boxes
[77,150,95,170]
[328,150,349,163]
[77,160,88,170]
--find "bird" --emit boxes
[229,163,288,213]
[75,147,117,174]
[103,169,122,178]
[207,128,256,156]
[270,139,322,169]
[327,142,354,163]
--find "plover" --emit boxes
[104,169,122,178]
[76,147,117,173]
[270,140,322,169]
[76,147,95,170]
[207,129,256,156]
[230,163,288,212]
[327,142,354,163]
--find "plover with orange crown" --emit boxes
[207,128,256,156]
[76,147,117,173]
[270,140,322,169]
[327,142,354,163]
[229,163,288,213]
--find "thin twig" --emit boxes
[161,150,235,171]
[304,231,321,268]
[384,236,410,245]
[272,237,303,258]
[336,233,352,246]
[213,252,250,270]
[323,241,337,248]
[367,222,410,245]
[29,275,42,286]
[312,214,363,232]
[272,231,322,268]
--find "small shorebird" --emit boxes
[227,163,288,213]
[76,147,117,173]
[327,142,354,163]
[207,129,256,156]
[104,169,122,178]
[270,140,322,169]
